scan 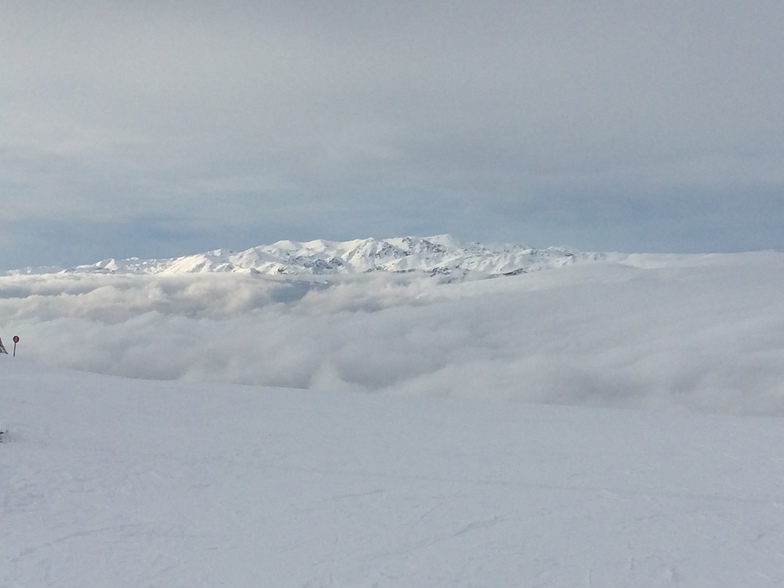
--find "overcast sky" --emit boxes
[1,1,783,270]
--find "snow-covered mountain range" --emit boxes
[17,235,605,278]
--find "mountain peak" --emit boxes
[17,236,604,279]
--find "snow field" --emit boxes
[2,358,784,587]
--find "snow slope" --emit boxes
[2,357,784,587]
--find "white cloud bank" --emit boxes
[2,252,783,415]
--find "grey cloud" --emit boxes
[1,1,783,269]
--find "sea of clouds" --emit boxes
[2,252,784,415]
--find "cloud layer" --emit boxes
[2,253,783,415]
[2,1,784,269]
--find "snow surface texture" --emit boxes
[1,237,783,415]
[2,358,784,587]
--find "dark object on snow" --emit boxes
[0,337,7,354]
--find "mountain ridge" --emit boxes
[9,235,606,278]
